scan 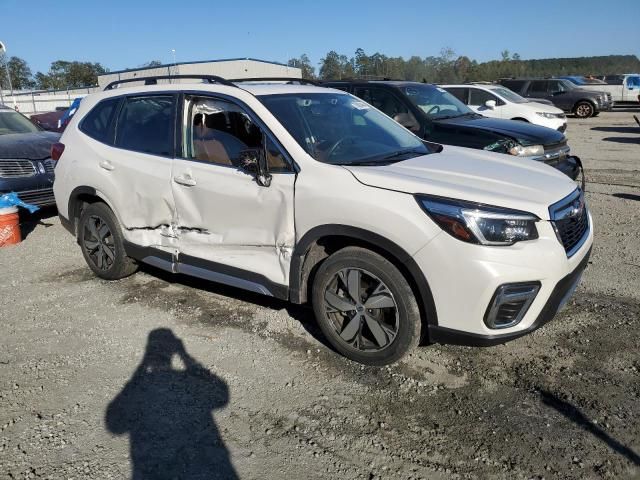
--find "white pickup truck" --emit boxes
[583,74,640,105]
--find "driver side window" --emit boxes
[184,97,289,172]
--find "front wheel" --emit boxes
[78,202,138,280]
[311,247,421,366]
[574,101,594,118]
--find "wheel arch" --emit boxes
[289,225,439,330]
[67,186,117,237]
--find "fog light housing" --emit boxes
[484,282,541,329]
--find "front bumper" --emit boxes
[413,212,593,345]
[427,246,591,346]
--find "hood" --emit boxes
[573,87,607,97]
[524,102,564,114]
[0,131,60,160]
[436,115,565,146]
[343,146,577,220]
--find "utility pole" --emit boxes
[0,41,17,109]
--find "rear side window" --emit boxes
[527,81,549,96]
[115,95,175,156]
[469,89,498,106]
[80,98,120,143]
[446,88,468,103]
[500,80,525,92]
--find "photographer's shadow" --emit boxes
[105,328,238,479]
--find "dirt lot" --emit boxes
[1,111,639,479]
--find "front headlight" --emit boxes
[507,144,544,157]
[536,112,558,119]
[417,196,539,246]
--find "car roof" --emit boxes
[91,81,336,100]
[325,80,436,88]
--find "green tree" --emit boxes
[35,60,108,90]
[287,54,315,79]
[0,56,34,90]
[319,51,343,79]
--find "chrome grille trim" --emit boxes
[549,189,590,257]
[1,188,56,207]
[0,159,36,178]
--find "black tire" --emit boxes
[574,101,594,118]
[311,247,421,366]
[591,111,599,117]
[78,202,138,280]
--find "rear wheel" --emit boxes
[311,247,421,366]
[78,202,138,280]
[574,101,594,118]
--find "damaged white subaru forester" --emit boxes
[53,76,593,365]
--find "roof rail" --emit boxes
[103,74,237,91]
[229,77,320,86]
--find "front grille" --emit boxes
[43,159,55,174]
[6,188,56,207]
[549,190,590,257]
[0,159,36,178]
[540,140,570,162]
[558,124,567,133]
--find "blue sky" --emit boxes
[1,0,639,74]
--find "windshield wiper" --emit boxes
[382,149,425,160]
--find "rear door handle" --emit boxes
[99,160,114,171]
[174,175,197,187]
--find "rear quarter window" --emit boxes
[79,98,121,144]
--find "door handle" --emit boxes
[99,160,114,171]
[174,175,197,187]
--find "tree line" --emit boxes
[1,50,639,92]
[289,49,640,82]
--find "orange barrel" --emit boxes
[0,206,21,246]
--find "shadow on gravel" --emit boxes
[539,389,640,467]
[612,193,640,202]
[136,263,335,352]
[19,206,57,240]
[105,328,238,479]
[601,136,640,144]
[591,126,640,134]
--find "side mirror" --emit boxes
[239,149,272,187]
[394,112,420,132]
[484,100,496,109]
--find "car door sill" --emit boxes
[123,241,289,301]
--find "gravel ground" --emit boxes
[1,111,639,480]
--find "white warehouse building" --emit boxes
[98,58,301,88]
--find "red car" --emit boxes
[30,97,82,132]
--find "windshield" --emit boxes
[258,92,430,165]
[402,84,473,119]
[491,87,528,103]
[0,110,40,135]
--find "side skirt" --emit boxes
[123,241,289,301]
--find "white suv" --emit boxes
[52,75,593,365]
[443,84,567,132]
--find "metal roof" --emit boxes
[105,58,290,76]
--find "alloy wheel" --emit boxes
[83,215,115,271]
[576,104,592,118]
[323,268,399,352]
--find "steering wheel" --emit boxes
[326,136,359,160]
[426,105,440,115]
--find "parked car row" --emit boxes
[40,74,593,365]
[498,78,613,118]
[326,80,580,179]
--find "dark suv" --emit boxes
[499,78,612,118]
[0,104,60,206]
[324,80,580,179]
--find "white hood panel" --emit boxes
[344,146,577,220]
